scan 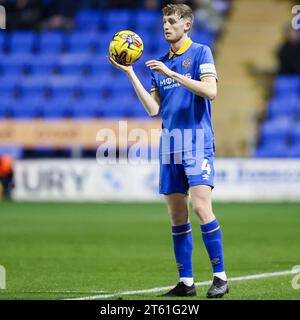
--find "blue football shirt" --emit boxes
[150,37,217,154]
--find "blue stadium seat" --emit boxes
[255,143,289,158]
[134,10,161,31]
[81,91,103,102]
[1,64,24,76]
[257,73,300,157]
[127,103,149,118]
[110,75,133,92]
[38,32,65,53]
[59,64,84,76]
[4,53,34,69]
[0,146,23,159]
[71,99,100,118]
[50,86,76,98]
[0,92,17,113]
[0,96,11,119]
[267,96,299,119]
[47,93,74,104]
[137,72,151,90]
[80,86,102,98]
[273,75,300,97]
[50,75,80,88]
[10,31,36,53]
[0,32,7,52]
[0,17,219,123]
[59,53,91,67]
[10,101,38,119]
[151,35,170,53]
[0,75,20,92]
[0,91,15,102]
[75,10,102,30]
[291,123,300,143]
[190,30,215,47]
[87,58,112,75]
[101,96,128,118]
[68,31,99,52]
[18,93,44,105]
[134,62,150,75]
[39,99,70,118]
[255,143,290,158]
[79,74,111,96]
[259,117,292,144]
[0,111,9,119]
[49,90,76,104]
[58,53,91,76]
[30,64,56,76]
[20,75,49,96]
[49,75,80,97]
[28,53,59,75]
[287,143,300,158]
[20,91,45,104]
[138,51,156,67]
[97,32,114,53]
[103,10,131,31]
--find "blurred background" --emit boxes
[0,0,299,201]
[0,0,300,301]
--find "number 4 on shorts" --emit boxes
[201,159,211,175]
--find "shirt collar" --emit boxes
[169,37,193,59]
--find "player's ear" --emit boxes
[184,19,192,33]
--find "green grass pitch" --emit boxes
[0,201,300,300]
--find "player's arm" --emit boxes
[150,89,160,109]
[169,72,217,101]
[145,60,217,101]
[107,56,160,117]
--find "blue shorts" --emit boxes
[159,148,215,194]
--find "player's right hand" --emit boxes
[106,55,133,74]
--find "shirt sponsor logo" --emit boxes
[159,73,192,90]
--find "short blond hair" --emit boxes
[162,4,194,25]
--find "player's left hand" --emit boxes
[145,60,172,77]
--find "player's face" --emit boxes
[163,14,190,43]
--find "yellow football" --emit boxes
[109,30,143,66]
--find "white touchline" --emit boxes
[0,290,106,294]
[65,269,295,300]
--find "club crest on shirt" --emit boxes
[182,57,192,70]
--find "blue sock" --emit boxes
[172,223,193,279]
[201,219,225,273]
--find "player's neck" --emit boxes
[170,35,189,53]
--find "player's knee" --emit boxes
[169,211,189,226]
[193,205,214,224]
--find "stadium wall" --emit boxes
[12,159,300,202]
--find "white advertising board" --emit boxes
[13,159,300,202]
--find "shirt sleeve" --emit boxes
[197,45,218,80]
[150,72,159,93]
